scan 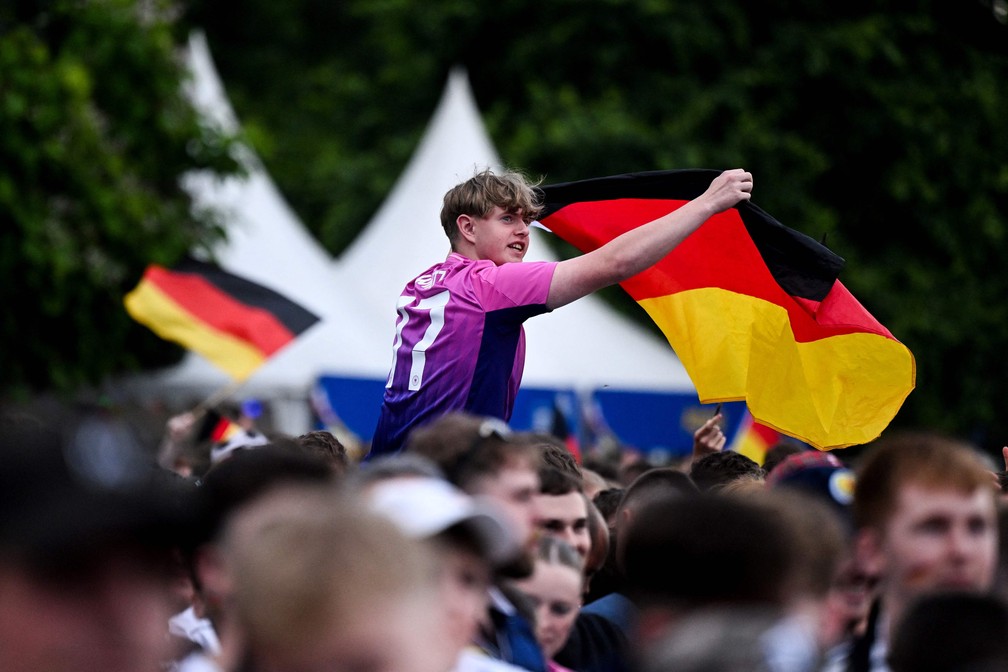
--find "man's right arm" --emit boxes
[545,168,753,310]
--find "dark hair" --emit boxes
[618,467,699,518]
[689,451,765,493]
[762,442,806,476]
[592,487,625,523]
[622,494,795,609]
[195,446,335,546]
[889,592,1008,672]
[296,430,349,474]
[539,465,583,496]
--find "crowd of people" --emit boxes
[3,168,1002,672]
[2,402,1008,672]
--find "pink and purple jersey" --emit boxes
[370,253,557,456]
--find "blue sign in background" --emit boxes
[314,375,749,459]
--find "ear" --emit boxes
[457,214,476,244]
[855,527,886,579]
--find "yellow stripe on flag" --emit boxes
[125,280,266,380]
[640,288,916,450]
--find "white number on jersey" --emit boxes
[386,290,450,391]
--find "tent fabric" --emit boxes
[332,71,694,393]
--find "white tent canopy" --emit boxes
[122,32,696,435]
[333,68,694,392]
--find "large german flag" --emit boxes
[124,258,320,380]
[537,170,915,450]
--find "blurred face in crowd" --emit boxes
[534,491,591,559]
[469,461,540,550]
[862,483,997,624]
[0,550,175,672]
[513,560,583,660]
[820,553,876,648]
[435,541,493,654]
[255,593,454,672]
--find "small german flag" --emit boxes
[124,258,320,380]
[729,410,782,466]
[537,170,915,451]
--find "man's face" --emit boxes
[467,206,530,265]
[534,491,591,559]
[866,483,997,612]
[469,465,540,550]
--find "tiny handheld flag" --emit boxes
[729,409,783,466]
[124,258,320,380]
[537,169,915,450]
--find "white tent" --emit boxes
[123,32,698,438]
[333,68,695,393]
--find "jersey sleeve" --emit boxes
[471,261,558,312]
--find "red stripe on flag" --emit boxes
[543,201,895,344]
[144,265,298,357]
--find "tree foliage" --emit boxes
[0,0,241,397]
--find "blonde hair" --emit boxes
[223,484,437,656]
[440,168,543,244]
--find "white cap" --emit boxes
[366,477,520,567]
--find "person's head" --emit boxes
[853,430,999,633]
[581,467,613,500]
[186,445,336,627]
[762,442,807,477]
[765,451,865,648]
[888,591,1008,672]
[621,494,797,631]
[615,467,699,550]
[535,466,590,559]
[223,485,456,672]
[592,487,626,527]
[743,489,850,650]
[406,413,542,554]
[689,451,765,493]
[766,450,856,532]
[440,169,543,258]
[517,432,581,481]
[0,411,202,672]
[352,452,446,488]
[511,536,585,661]
[295,429,350,475]
[363,476,522,655]
[583,495,610,589]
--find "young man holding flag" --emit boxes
[369,167,752,457]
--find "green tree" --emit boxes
[0,0,241,397]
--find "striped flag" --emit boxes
[124,258,320,380]
[729,410,782,466]
[537,170,915,451]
